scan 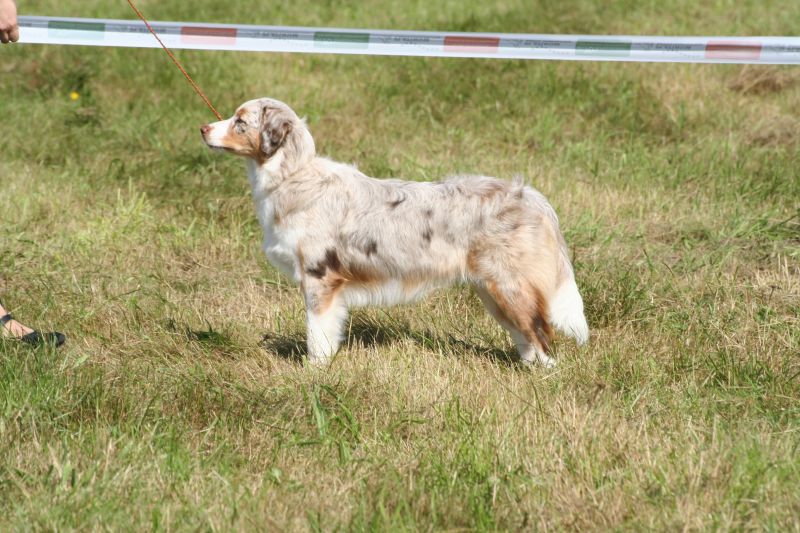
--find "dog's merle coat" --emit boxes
[202,98,589,366]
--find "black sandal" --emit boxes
[0,313,66,348]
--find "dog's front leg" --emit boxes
[303,278,348,365]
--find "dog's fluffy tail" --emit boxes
[549,277,589,345]
[520,183,589,345]
[550,229,589,345]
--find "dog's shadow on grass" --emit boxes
[258,332,306,364]
[258,317,516,366]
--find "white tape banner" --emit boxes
[17,15,800,64]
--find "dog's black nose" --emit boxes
[200,124,211,136]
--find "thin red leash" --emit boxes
[126,0,223,120]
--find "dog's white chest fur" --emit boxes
[246,160,300,282]
[258,200,298,281]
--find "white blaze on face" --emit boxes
[204,118,234,148]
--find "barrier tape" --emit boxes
[17,15,800,64]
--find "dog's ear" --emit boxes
[260,107,292,157]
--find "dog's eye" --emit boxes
[234,118,247,132]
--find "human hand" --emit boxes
[0,0,19,44]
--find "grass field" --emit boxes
[1,0,799,530]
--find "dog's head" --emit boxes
[200,98,314,168]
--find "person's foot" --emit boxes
[1,315,34,337]
[1,313,66,347]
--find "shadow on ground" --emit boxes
[258,316,517,366]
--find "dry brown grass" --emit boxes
[2,0,800,529]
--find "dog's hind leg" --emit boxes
[474,283,555,368]
[303,277,349,365]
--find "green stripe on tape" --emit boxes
[48,20,105,40]
[314,31,369,49]
[575,40,631,56]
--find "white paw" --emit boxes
[518,345,556,368]
[537,354,556,369]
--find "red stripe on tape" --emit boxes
[705,41,761,60]
[181,26,237,45]
[444,35,500,53]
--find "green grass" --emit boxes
[2,0,799,530]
